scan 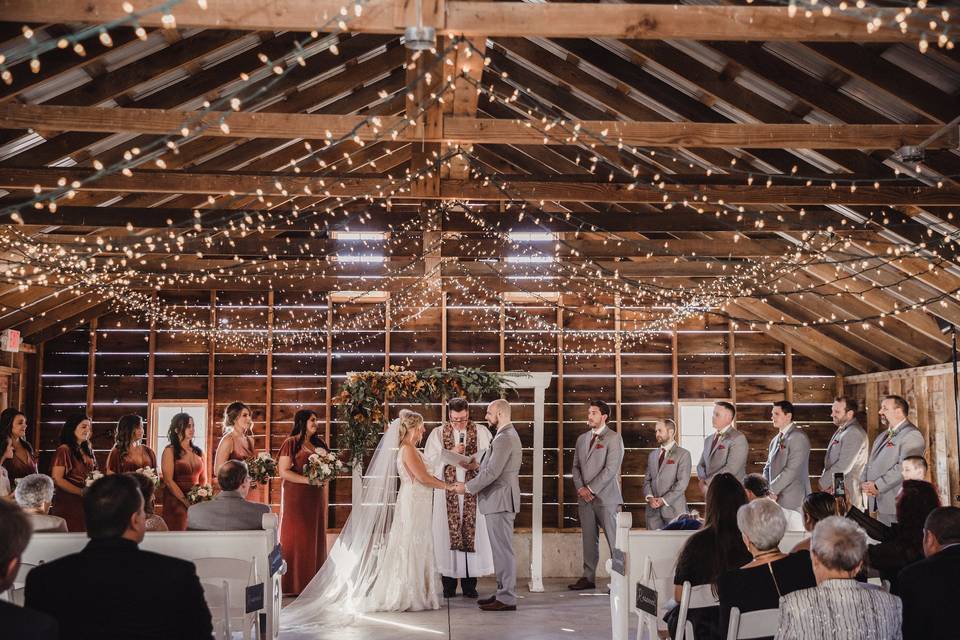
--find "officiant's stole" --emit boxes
[442,422,479,552]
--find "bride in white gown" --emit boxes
[282,410,454,628]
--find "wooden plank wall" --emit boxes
[31,291,840,530]
[845,366,960,507]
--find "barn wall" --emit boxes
[29,291,842,530]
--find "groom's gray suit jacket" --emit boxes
[465,423,522,514]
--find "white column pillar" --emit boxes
[529,384,545,592]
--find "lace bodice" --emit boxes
[397,447,434,498]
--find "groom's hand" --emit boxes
[452,482,466,494]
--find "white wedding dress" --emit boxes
[281,420,440,632]
[361,448,441,612]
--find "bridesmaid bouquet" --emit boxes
[303,450,345,486]
[84,470,104,488]
[135,466,161,487]
[186,483,214,504]
[246,452,278,486]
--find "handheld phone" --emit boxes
[833,472,846,497]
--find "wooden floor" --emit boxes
[280,578,613,639]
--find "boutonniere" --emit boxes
[717,444,726,451]
[886,441,895,448]
[831,440,840,446]
[666,459,676,465]
[596,444,605,450]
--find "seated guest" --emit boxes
[187,460,269,531]
[14,474,67,532]
[896,506,960,639]
[25,474,213,640]
[664,472,751,640]
[128,472,168,532]
[744,472,804,532]
[791,492,837,552]
[776,517,901,640]
[0,501,59,639]
[847,479,939,591]
[718,498,816,637]
[900,455,927,481]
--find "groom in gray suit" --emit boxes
[455,399,522,611]
[569,400,624,591]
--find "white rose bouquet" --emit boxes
[246,452,278,486]
[186,483,214,504]
[303,450,344,486]
[135,465,161,487]
[84,469,104,488]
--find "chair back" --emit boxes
[726,606,780,640]
[6,562,36,606]
[675,582,718,640]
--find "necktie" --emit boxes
[657,447,666,468]
[589,433,598,450]
[709,432,722,455]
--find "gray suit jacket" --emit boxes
[762,423,812,511]
[571,426,624,507]
[641,443,691,520]
[186,490,270,531]
[696,426,748,483]
[465,423,522,515]
[860,420,926,515]
[818,420,868,509]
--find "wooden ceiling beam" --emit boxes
[5,168,957,204]
[0,1,938,41]
[4,104,950,149]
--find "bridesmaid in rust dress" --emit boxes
[50,414,96,532]
[213,401,255,477]
[0,408,38,484]
[106,414,157,475]
[278,409,329,595]
[160,412,206,531]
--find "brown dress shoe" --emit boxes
[479,599,517,612]
[567,577,596,590]
[477,595,497,606]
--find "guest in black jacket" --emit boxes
[25,474,213,640]
[0,501,58,640]
[896,506,960,640]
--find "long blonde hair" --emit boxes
[397,409,424,443]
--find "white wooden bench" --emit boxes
[608,512,806,640]
[21,513,283,640]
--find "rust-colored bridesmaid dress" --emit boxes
[3,444,38,484]
[279,436,328,595]
[49,444,96,532]
[160,448,204,531]
[106,445,157,474]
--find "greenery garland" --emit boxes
[335,366,510,465]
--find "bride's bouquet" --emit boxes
[303,450,345,486]
[84,469,104,488]
[246,452,278,486]
[135,465,160,487]
[186,483,214,504]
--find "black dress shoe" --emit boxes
[567,577,596,590]
[477,594,497,606]
[480,599,517,612]
[463,589,479,599]
[443,590,457,599]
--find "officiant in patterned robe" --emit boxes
[424,397,495,599]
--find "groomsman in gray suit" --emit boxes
[861,395,926,524]
[696,401,748,492]
[818,396,868,509]
[762,400,811,511]
[642,419,691,530]
[568,400,624,591]
[456,399,522,611]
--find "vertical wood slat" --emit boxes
[671,330,679,420]
[384,299,391,373]
[206,291,217,469]
[86,317,98,415]
[32,342,43,452]
[146,292,157,442]
[865,381,879,442]
[499,302,505,373]
[614,295,622,428]
[728,322,737,403]
[441,291,447,371]
[324,299,333,533]
[265,290,274,454]
[556,300,564,529]
[785,345,794,402]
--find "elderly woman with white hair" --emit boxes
[776,517,902,639]
[717,497,816,638]
[14,473,68,532]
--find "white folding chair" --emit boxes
[5,562,36,606]
[194,557,260,640]
[726,606,780,640]
[674,582,719,640]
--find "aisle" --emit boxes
[280,578,613,639]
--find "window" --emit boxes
[150,400,208,458]
[678,400,728,474]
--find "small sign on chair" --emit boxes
[268,544,283,577]
[635,582,657,616]
[245,582,265,614]
[611,548,626,576]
